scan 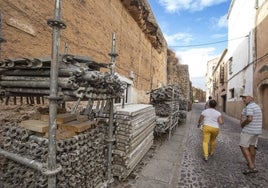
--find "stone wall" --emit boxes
[192,87,205,102]
[226,100,244,119]
[167,49,191,102]
[0,0,167,103]
[254,0,268,129]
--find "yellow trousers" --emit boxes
[202,125,219,157]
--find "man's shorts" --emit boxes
[239,132,259,148]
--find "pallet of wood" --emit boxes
[19,113,93,140]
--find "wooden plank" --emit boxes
[44,129,76,140]
[76,115,88,122]
[59,120,94,133]
[19,120,49,133]
[56,113,77,124]
[40,114,49,122]
[41,113,77,124]
[6,18,36,36]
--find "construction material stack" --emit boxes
[1,119,105,187]
[112,104,156,180]
[150,85,180,133]
[0,54,125,187]
[0,54,124,102]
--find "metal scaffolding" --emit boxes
[46,0,66,187]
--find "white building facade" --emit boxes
[226,0,257,118]
[205,58,219,100]
[206,0,268,127]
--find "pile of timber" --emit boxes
[150,85,181,133]
[0,112,107,188]
[112,104,156,180]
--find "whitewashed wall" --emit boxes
[206,58,218,99]
[227,0,256,101]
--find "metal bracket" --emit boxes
[41,164,62,176]
[106,137,115,143]
[47,19,67,29]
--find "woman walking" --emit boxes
[197,99,224,161]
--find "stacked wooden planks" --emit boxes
[19,112,93,140]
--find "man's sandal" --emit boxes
[243,168,258,175]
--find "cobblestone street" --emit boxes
[114,103,268,188]
[177,103,268,188]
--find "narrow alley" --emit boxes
[113,103,268,188]
[177,103,268,188]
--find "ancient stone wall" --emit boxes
[167,49,191,102]
[0,0,167,103]
[192,87,206,103]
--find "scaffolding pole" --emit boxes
[107,33,118,184]
[47,0,66,187]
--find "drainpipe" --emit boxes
[46,0,66,187]
[254,0,258,67]
[107,33,118,183]
[253,0,258,100]
[247,32,251,66]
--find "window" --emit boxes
[213,78,217,89]
[113,74,133,105]
[114,96,121,104]
[228,57,233,75]
[229,88,234,98]
[115,83,130,104]
[256,0,265,8]
[220,66,224,84]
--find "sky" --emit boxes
[147,0,231,90]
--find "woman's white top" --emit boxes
[201,108,221,128]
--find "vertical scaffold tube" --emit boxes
[47,0,66,187]
[107,33,118,183]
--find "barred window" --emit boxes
[228,57,233,75]
[220,66,224,84]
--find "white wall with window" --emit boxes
[206,58,218,99]
[115,73,135,105]
[227,0,256,101]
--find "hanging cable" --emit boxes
[168,35,248,48]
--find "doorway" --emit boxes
[261,85,268,129]
[221,94,226,112]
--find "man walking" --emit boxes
[204,96,212,109]
[239,93,262,174]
